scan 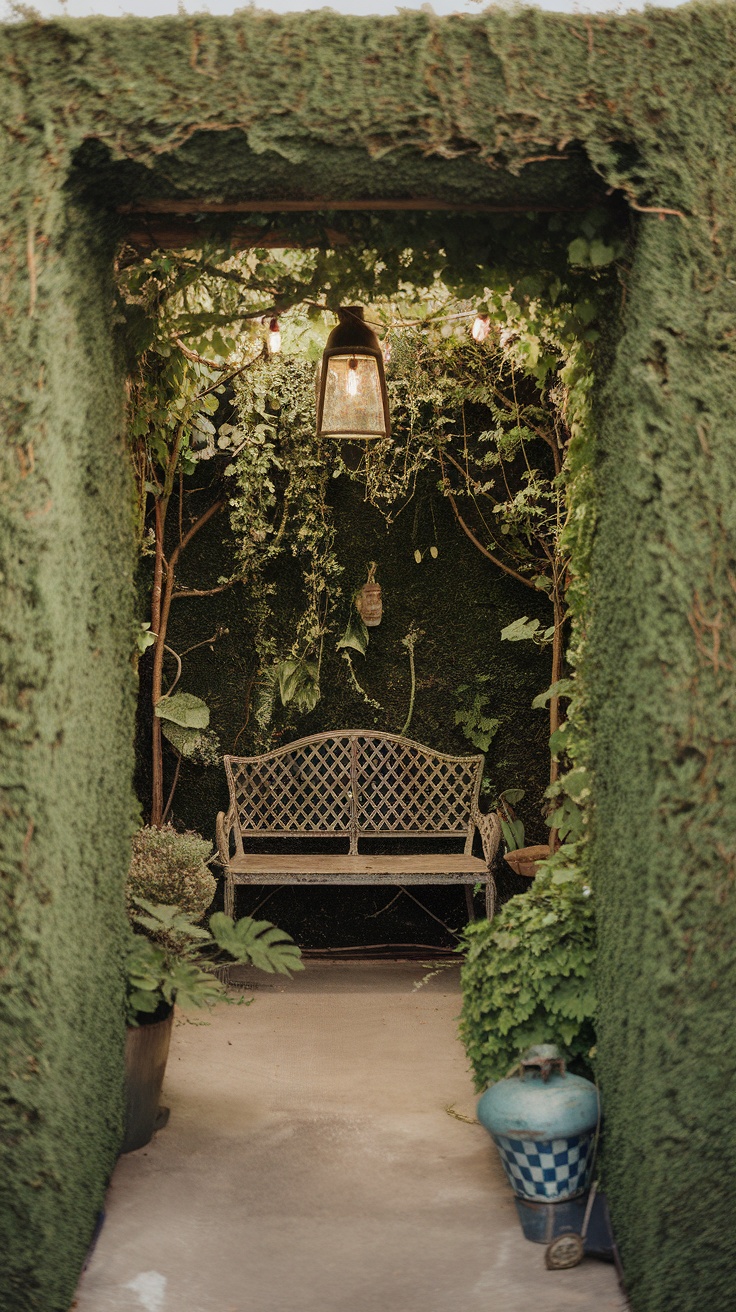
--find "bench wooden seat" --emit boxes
[216,730,502,921]
[225,853,491,881]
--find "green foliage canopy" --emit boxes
[459,855,597,1090]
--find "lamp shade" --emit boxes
[316,307,390,441]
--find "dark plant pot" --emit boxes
[503,844,550,878]
[122,1004,174,1154]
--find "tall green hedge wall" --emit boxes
[0,199,137,1307]
[591,213,736,1308]
[1,6,734,1309]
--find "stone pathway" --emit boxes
[74,961,627,1312]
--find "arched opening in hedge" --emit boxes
[74,130,626,954]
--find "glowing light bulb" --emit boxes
[268,318,281,354]
[472,313,491,343]
[346,358,359,398]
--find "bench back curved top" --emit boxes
[224,730,484,855]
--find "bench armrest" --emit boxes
[471,804,502,869]
[216,805,238,868]
[216,805,239,919]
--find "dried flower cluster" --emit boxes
[127,825,216,921]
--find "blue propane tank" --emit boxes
[477,1045,599,1203]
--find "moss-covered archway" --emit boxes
[1,8,734,1309]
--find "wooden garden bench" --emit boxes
[216,730,502,923]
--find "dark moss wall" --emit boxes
[1,6,735,1309]
[0,200,136,1310]
[163,474,550,946]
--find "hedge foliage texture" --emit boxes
[0,5,734,1309]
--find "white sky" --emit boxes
[4,0,688,21]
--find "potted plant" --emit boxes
[127,824,217,921]
[122,826,302,1153]
[496,789,550,878]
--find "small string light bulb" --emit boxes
[268,317,281,354]
[472,313,491,343]
[346,357,360,398]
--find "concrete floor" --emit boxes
[74,962,626,1312]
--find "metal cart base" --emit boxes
[514,1185,617,1269]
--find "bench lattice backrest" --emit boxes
[224,731,484,855]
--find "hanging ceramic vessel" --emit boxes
[356,562,382,627]
[476,1045,599,1203]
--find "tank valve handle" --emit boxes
[520,1055,566,1083]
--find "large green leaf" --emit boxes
[531,678,575,710]
[209,913,304,976]
[567,237,589,266]
[588,239,617,267]
[562,768,591,800]
[277,658,303,704]
[500,817,525,850]
[127,989,162,1017]
[131,897,211,941]
[163,960,225,1010]
[155,692,210,729]
[160,720,201,754]
[159,720,221,765]
[500,787,526,806]
[126,936,166,989]
[500,615,541,642]
[337,611,369,657]
[125,936,167,1024]
[277,659,320,713]
[191,413,216,436]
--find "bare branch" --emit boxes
[439,454,537,590]
[172,334,229,372]
[161,752,182,826]
[178,628,229,659]
[167,499,226,575]
[172,579,242,600]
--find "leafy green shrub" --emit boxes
[459,852,596,1090]
[127,825,216,922]
[126,898,303,1025]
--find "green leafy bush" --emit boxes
[126,898,303,1025]
[127,825,216,922]
[459,851,596,1090]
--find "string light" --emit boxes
[268,317,281,354]
[472,313,491,343]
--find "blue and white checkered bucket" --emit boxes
[492,1129,596,1202]
[477,1046,599,1204]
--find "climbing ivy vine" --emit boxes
[117,207,617,845]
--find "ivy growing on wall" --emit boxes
[118,219,615,818]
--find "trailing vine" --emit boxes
[117,209,616,833]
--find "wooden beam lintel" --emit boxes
[119,196,599,216]
[122,225,350,252]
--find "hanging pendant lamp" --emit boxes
[316,306,391,441]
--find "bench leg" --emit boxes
[485,876,497,922]
[464,885,476,923]
[224,873,235,920]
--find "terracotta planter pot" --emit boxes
[503,844,550,878]
[121,1006,173,1154]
